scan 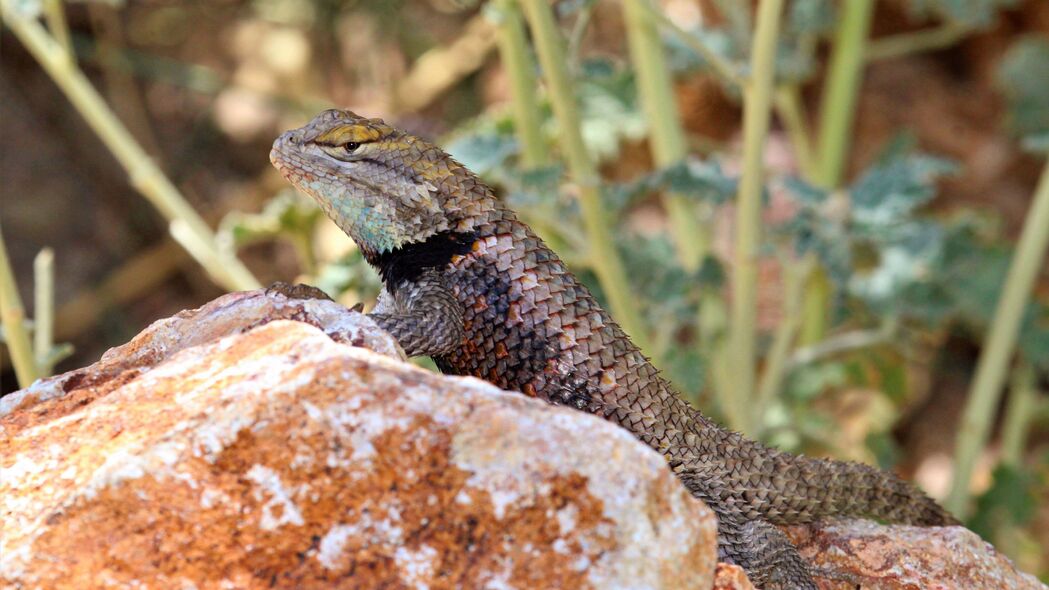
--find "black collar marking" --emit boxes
[370,230,477,289]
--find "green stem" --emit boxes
[623,0,708,271]
[753,255,813,432]
[0,224,40,387]
[1,4,260,292]
[774,85,816,179]
[492,0,547,169]
[639,0,742,89]
[42,0,72,57]
[727,0,784,434]
[947,158,1049,517]
[520,0,651,352]
[787,321,895,370]
[865,23,968,62]
[1000,362,1036,467]
[33,248,55,376]
[802,0,874,345]
[814,0,873,188]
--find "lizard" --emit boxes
[269,109,958,589]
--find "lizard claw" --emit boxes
[266,281,334,302]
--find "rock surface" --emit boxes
[789,520,1047,589]
[0,289,403,421]
[1,290,717,590]
[2,289,1043,590]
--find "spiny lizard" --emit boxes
[270,109,958,589]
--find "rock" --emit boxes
[1,293,717,590]
[787,520,1047,589]
[0,288,402,423]
[712,563,756,590]
[709,520,1047,589]
[2,289,1040,590]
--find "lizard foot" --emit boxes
[811,564,866,588]
[719,519,818,590]
[266,281,333,302]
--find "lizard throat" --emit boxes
[367,230,477,290]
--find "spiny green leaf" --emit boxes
[577,59,646,161]
[787,0,836,35]
[969,464,1040,538]
[445,131,519,177]
[313,249,382,302]
[219,190,322,247]
[850,154,958,226]
[604,159,737,214]
[996,36,1049,150]
[904,0,1019,29]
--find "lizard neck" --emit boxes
[365,229,478,292]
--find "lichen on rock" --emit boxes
[1,289,717,590]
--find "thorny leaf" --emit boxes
[970,464,1040,539]
[904,0,1019,28]
[313,249,383,304]
[446,132,519,178]
[995,36,1049,152]
[604,159,737,214]
[849,153,958,227]
[787,0,836,36]
[219,190,322,247]
[577,58,647,161]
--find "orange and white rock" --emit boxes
[2,289,1043,589]
[1,290,717,589]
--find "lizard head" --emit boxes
[270,109,493,257]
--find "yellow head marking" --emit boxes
[314,124,383,146]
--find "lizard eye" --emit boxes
[343,142,360,153]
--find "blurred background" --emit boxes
[1,0,1047,579]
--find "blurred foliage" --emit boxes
[970,459,1047,574]
[996,35,1049,152]
[905,0,1020,28]
[4,0,1048,578]
[216,0,1049,449]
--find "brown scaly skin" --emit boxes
[270,109,958,589]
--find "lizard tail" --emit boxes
[798,455,959,526]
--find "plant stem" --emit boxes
[727,0,784,434]
[41,0,72,57]
[0,224,40,387]
[1000,362,1036,467]
[1,4,260,292]
[947,158,1049,517]
[639,0,742,89]
[866,23,968,62]
[492,0,547,169]
[802,0,874,345]
[787,322,895,370]
[32,248,55,376]
[754,255,813,431]
[520,0,651,352]
[774,85,816,179]
[815,0,873,188]
[622,0,708,271]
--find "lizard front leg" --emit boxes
[719,518,818,590]
[369,272,465,357]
